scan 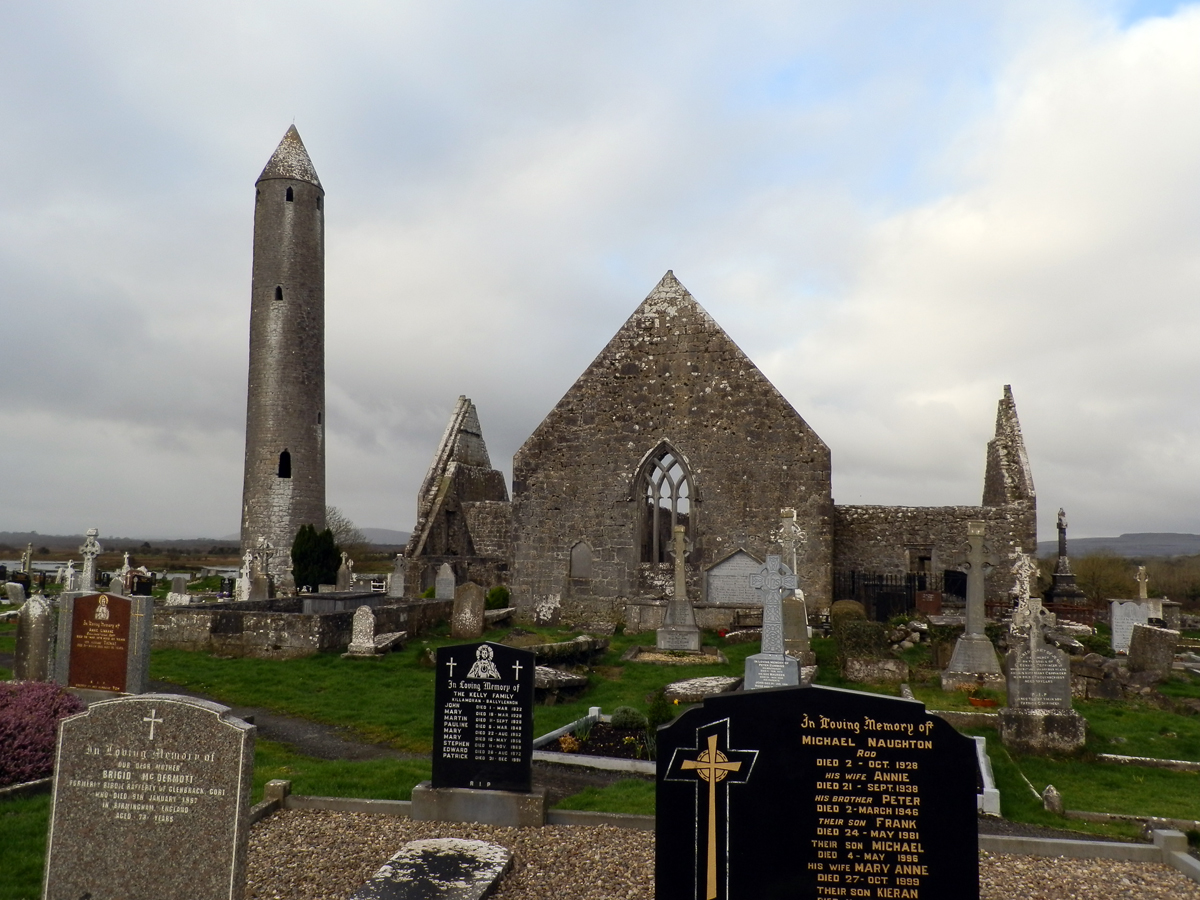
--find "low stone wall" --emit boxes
[625,599,772,632]
[153,598,453,660]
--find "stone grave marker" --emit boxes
[743,555,799,690]
[166,574,191,606]
[388,553,405,597]
[349,838,513,900]
[1110,600,1151,654]
[432,641,535,792]
[657,684,979,900]
[337,552,353,591]
[43,693,255,900]
[54,591,153,693]
[10,570,32,597]
[998,597,1086,755]
[658,525,701,652]
[7,580,27,605]
[79,527,102,592]
[435,563,456,600]
[344,605,380,658]
[451,582,487,640]
[704,550,762,605]
[1128,624,1179,681]
[14,592,54,681]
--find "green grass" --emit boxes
[0,793,50,900]
[1079,696,1200,761]
[251,739,431,803]
[554,778,656,815]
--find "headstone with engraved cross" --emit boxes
[54,591,153,694]
[941,521,1003,691]
[43,693,255,900]
[744,555,799,690]
[657,685,979,900]
[658,525,702,652]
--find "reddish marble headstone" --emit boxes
[68,593,132,691]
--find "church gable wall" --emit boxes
[511,274,832,623]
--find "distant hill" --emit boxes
[0,532,236,552]
[361,528,410,547]
[1038,532,1200,559]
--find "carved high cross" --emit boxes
[750,555,796,656]
[1136,566,1149,600]
[669,727,757,900]
[774,508,807,583]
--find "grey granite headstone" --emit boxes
[349,839,513,900]
[166,574,191,606]
[744,555,799,690]
[388,553,405,597]
[435,563,456,601]
[343,605,380,658]
[337,552,352,592]
[1128,623,1179,681]
[54,591,153,694]
[43,694,255,900]
[14,592,54,681]
[451,582,487,640]
[171,575,188,594]
[1110,600,1151,653]
[1005,599,1072,710]
[7,581,27,605]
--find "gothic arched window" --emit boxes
[635,443,695,563]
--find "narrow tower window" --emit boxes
[285,187,294,202]
[317,411,322,424]
[277,449,291,478]
[275,286,283,301]
[316,196,322,209]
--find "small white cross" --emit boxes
[512,660,523,680]
[446,658,456,678]
[143,709,163,740]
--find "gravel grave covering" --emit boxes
[248,810,1200,900]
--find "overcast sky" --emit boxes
[2,1,1198,542]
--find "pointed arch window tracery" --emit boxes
[635,443,696,563]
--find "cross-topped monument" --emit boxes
[657,525,702,652]
[744,555,799,689]
[79,527,102,593]
[1136,565,1149,600]
[775,507,813,663]
[941,520,1004,690]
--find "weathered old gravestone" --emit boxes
[166,574,191,606]
[776,508,815,665]
[79,527,102,592]
[388,553,405,598]
[704,550,763,605]
[657,685,979,900]
[337,552,353,592]
[1110,600,1151,654]
[43,694,255,900]
[941,521,1003,690]
[344,605,381,658]
[7,580,27,605]
[14,592,54,681]
[451,583,487,640]
[1128,623,1179,681]
[744,555,799,690]
[435,563,456,600]
[431,642,535,792]
[54,591,153,693]
[349,839,513,900]
[658,525,702,652]
[998,597,1086,755]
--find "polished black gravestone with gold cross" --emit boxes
[657,685,979,900]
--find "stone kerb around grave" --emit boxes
[43,694,255,900]
[657,684,979,900]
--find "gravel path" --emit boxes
[248,810,1200,900]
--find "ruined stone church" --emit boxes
[237,127,1036,622]
[405,271,1036,627]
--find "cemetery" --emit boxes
[4,129,1200,900]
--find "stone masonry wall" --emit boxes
[833,502,1037,604]
[511,272,833,624]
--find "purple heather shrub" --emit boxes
[0,681,86,788]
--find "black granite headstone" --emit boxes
[432,641,535,792]
[657,685,978,900]
[130,573,154,596]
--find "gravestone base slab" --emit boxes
[785,648,817,666]
[997,708,1087,755]
[941,670,1005,692]
[349,838,514,900]
[656,625,702,652]
[744,652,799,690]
[942,633,1003,688]
[342,646,382,659]
[411,782,547,828]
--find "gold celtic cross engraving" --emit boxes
[678,732,756,900]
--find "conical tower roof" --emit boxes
[257,125,322,188]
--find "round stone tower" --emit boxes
[240,125,326,576]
